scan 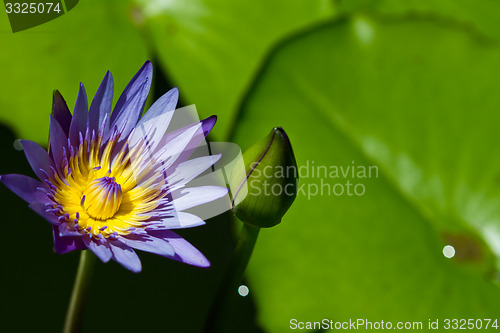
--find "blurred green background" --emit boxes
[2,0,500,332]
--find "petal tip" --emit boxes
[142,60,153,76]
[201,115,217,135]
[103,70,114,84]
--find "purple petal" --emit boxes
[109,240,142,273]
[29,202,58,224]
[177,116,217,159]
[164,115,216,142]
[201,115,217,136]
[140,87,178,124]
[52,90,72,136]
[83,235,112,263]
[0,174,46,203]
[129,87,178,153]
[154,116,217,173]
[89,71,114,134]
[69,83,89,146]
[159,212,206,229]
[150,230,210,267]
[150,122,203,173]
[171,186,228,211]
[120,233,175,257]
[59,223,81,236]
[53,225,85,254]
[167,154,222,190]
[20,140,54,181]
[49,115,68,174]
[111,61,152,140]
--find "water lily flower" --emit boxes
[0,61,228,272]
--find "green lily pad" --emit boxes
[132,0,335,139]
[233,15,500,332]
[0,0,148,144]
[340,0,500,39]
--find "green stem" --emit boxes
[63,250,96,333]
[205,223,260,333]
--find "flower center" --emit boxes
[82,176,123,220]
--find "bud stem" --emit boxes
[63,250,95,333]
[204,223,260,333]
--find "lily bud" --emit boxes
[231,127,298,228]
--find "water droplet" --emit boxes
[443,245,455,258]
[13,139,22,151]
[238,285,249,297]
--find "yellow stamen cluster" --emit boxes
[49,133,166,238]
[82,177,123,220]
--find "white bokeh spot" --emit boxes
[443,245,455,258]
